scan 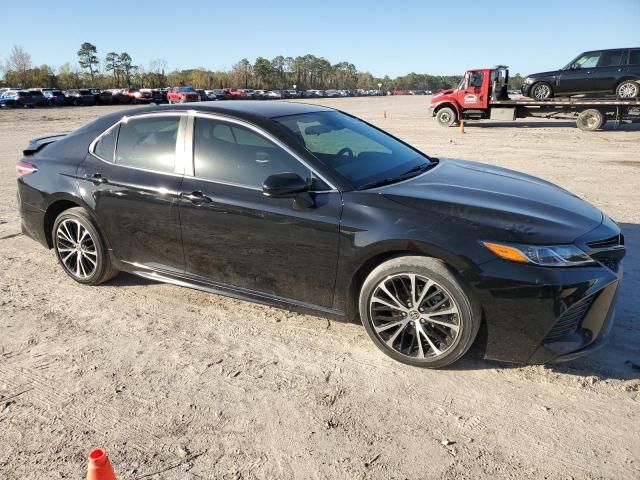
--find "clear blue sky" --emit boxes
[1,0,639,77]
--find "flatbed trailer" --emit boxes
[429,66,640,131]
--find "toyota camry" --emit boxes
[16,101,625,368]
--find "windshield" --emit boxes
[273,111,434,189]
[179,87,196,93]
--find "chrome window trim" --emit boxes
[88,111,190,177]
[188,111,339,193]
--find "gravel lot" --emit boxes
[1,97,639,479]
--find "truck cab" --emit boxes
[429,66,511,126]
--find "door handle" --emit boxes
[179,190,212,204]
[84,173,107,185]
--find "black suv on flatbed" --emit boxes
[522,48,640,99]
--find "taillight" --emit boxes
[16,160,37,176]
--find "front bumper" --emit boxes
[471,258,622,364]
[521,83,532,96]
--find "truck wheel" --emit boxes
[531,82,553,99]
[616,80,639,99]
[576,109,605,131]
[436,107,457,127]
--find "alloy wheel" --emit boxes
[618,82,638,98]
[55,219,98,279]
[533,84,551,99]
[369,273,461,360]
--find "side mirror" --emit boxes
[262,172,309,198]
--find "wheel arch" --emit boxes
[432,101,461,118]
[43,193,108,249]
[343,240,480,323]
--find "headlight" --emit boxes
[524,77,533,84]
[482,241,595,267]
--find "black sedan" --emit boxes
[15,102,625,367]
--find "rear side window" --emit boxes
[115,116,180,173]
[93,124,119,162]
[629,49,640,65]
[598,50,625,67]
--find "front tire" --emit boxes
[435,107,457,127]
[616,80,639,99]
[53,207,118,285]
[530,82,553,99]
[359,256,480,368]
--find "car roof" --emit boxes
[123,100,334,120]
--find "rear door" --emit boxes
[593,49,627,92]
[178,114,342,308]
[79,113,188,273]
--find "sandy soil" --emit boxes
[0,97,639,479]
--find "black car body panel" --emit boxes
[522,47,640,97]
[16,102,625,364]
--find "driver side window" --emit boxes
[572,52,601,69]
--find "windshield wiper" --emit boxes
[358,160,437,190]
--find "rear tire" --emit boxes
[52,207,118,285]
[616,80,639,99]
[436,107,457,127]
[530,82,553,99]
[359,256,480,368]
[576,109,605,131]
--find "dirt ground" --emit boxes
[0,97,639,480]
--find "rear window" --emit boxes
[629,49,640,65]
[93,124,119,162]
[115,116,180,173]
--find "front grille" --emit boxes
[587,234,623,249]
[545,295,594,341]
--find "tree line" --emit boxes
[1,43,524,92]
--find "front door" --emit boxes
[79,113,187,273]
[456,70,486,109]
[178,115,342,308]
[557,51,602,94]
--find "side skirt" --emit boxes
[120,260,346,319]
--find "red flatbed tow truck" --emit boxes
[428,66,640,131]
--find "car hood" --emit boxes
[526,70,561,79]
[380,158,603,244]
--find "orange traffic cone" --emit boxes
[87,448,116,480]
[459,120,465,133]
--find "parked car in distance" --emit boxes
[15,101,625,369]
[254,89,268,99]
[28,90,47,106]
[150,89,167,104]
[284,90,301,98]
[65,89,96,106]
[122,88,151,104]
[89,89,113,105]
[0,90,35,108]
[227,88,247,100]
[167,86,200,103]
[203,90,219,101]
[196,89,210,102]
[305,89,324,97]
[266,90,283,99]
[43,90,66,106]
[325,89,340,98]
[242,89,256,99]
[212,89,230,100]
[104,89,130,104]
[522,47,640,99]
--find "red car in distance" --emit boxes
[167,86,200,104]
